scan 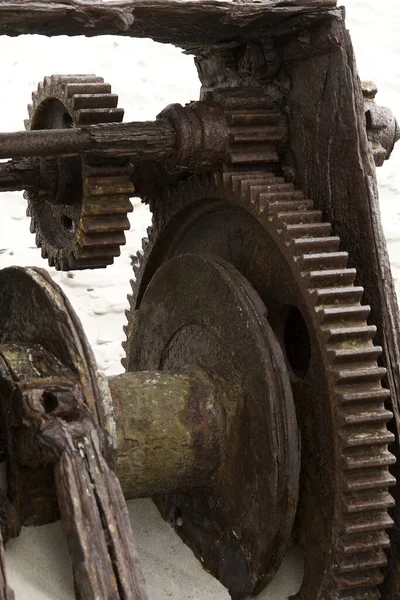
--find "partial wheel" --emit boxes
[124,169,395,600]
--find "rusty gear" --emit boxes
[25,74,134,270]
[123,88,395,600]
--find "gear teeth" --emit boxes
[214,88,287,170]
[344,468,396,491]
[77,245,121,260]
[83,177,134,197]
[306,268,357,288]
[342,512,393,535]
[133,265,141,279]
[342,450,395,471]
[312,286,365,306]
[75,107,124,126]
[72,93,119,110]
[122,89,395,599]
[230,125,285,144]
[338,549,387,576]
[284,222,333,239]
[81,215,130,233]
[328,346,383,365]
[64,82,112,96]
[325,325,377,345]
[334,569,385,590]
[341,530,390,553]
[339,407,393,426]
[239,178,285,196]
[26,74,133,270]
[338,549,388,572]
[229,169,394,599]
[292,237,341,255]
[341,428,395,449]
[275,210,323,224]
[81,196,133,217]
[228,110,282,126]
[338,388,390,405]
[146,227,154,242]
[298,251,348,271]
[333,365,387,386]
[229,147,279,165]
[343,492,395,514]
[229,171,276,189]
[264,190,305,203]
[268,199,314,214]
[318,304,371,325]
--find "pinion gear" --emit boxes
[123,88,395,600]
[25,74,134,270]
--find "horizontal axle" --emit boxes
[0,119,175,161]
[0,342,224,510]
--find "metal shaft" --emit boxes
[108,370,224,499]
[0,119,176,160]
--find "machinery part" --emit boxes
[158,102,230,170]
[0,157,40,191]
[0,266,148,600]
[124,253,299,599]
[0,259,299,600]
[123,88,395,600]
[126,170,395,600]
[0,101,230,165]
[25,74,135,270]
[362,81,400,167]
[0,120,176,160]
[0,260,299,600]
[108,369,225,499]
[0,266,116,524]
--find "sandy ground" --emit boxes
[0,2,399,599]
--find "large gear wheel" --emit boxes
[25,74,134,270]
[123,88,396,600]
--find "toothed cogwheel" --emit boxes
[123,88,396,600]
[25,74,134,270]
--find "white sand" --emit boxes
[0,2,399,598]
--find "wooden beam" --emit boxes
[0,1,337,46]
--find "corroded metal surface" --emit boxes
[108,369,224,498]
[125,253,299,599]
[0,266,116,523]
[362,81,400,167]
[25,74,134,270]
[0,267,148,600]
[124,87,395,600]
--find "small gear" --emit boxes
[25,74,134,270]
[123,88,395,599]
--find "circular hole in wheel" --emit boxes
[62,216,75,233]
[42,391,58,414]
[283,305,311,379]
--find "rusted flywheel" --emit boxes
[123,88,396,600]
[25,74,134,270]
